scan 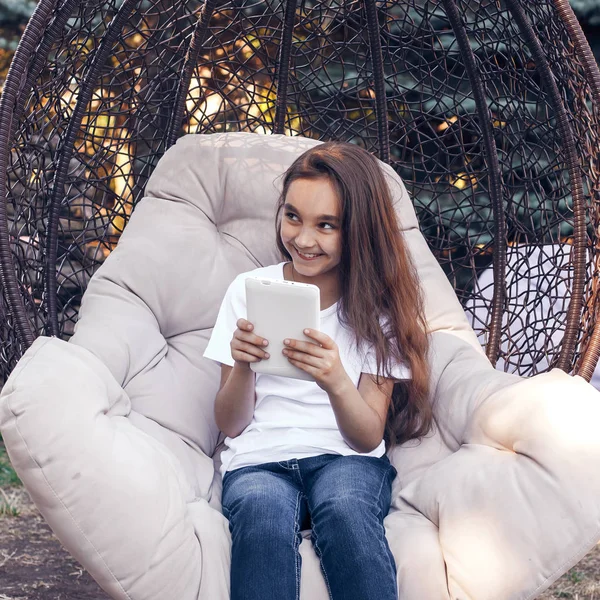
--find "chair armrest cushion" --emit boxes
[0,336,229,600]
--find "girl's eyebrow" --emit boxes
[284,202,340,222]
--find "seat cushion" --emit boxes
[3,132,600,600]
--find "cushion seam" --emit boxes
[524,524,600,600]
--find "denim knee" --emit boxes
[221,466,305,538]
[307,456,396,518]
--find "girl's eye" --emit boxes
[284,212,334,230]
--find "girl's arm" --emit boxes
[282,328,393,453]
[214,362,256,438]
[328,373,393,453]
[214,317,268,438]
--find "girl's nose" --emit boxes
[295,228,315,248]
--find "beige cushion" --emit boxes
[2,132,600,600]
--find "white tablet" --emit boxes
[245,276,320,381]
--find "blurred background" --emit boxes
[0,0,37,87]
[1,0,600,90]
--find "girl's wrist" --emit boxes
[233,360,252,373]
[326,371,354,398]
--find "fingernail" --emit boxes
[263,340,268,346]
[284,339,290,345]
[265,353,270,358]
[304,329,309,334]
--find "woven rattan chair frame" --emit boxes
[1,0,600,385]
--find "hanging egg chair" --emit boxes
[1,1,600,599]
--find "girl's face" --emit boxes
[280,177,342,279]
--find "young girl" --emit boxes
[203,141,432,600]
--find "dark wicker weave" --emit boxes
[1,0,600,385]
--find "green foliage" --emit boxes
[0,0,36,25]
[0,434,20,487]
[0,0,33,51]
[567,569,584,584]
[570,0,600,26]
[0,499,19,516]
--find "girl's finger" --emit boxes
[283,339,325,356]
[237,330,268,347]
[235,341,269,359]
[287,356,317,375]
[301,329,335,349]
[233,350,263,363]
[283,349,321,368]
[236,318,253,331]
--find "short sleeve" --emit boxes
[361,344,411,380]
[203,274,247,367]
[359,315,412,380]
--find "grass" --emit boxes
[0,436,20,488]
[0,435,21,517]
[0,487,20,517]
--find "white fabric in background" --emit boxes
[463,243,600,389]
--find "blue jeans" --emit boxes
[221,453,398,600]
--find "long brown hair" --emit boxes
[275,141,433,448]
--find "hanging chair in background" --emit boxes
[2,1,600,599]
[1,0,600,384]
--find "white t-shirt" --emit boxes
[203,262,410,476]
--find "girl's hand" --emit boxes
[282,329,348,394]
[231,319,270,369]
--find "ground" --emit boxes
[0,487,599,600]
[0,487,110,600]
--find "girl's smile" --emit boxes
[280,176,342,309]
[293,246,324,261]
[280,177,342,278]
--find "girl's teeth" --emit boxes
[295,247,322,259]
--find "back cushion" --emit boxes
[70,132,479,458]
